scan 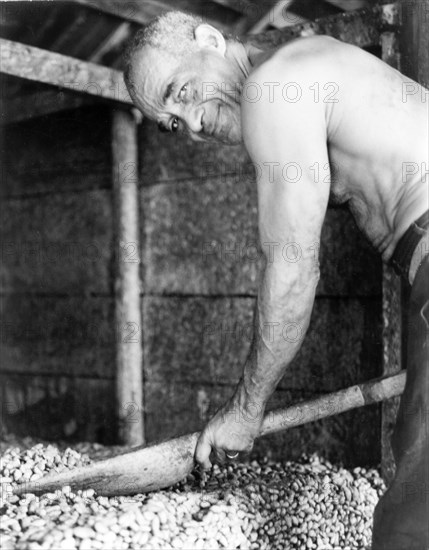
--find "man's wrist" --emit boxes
[234,379,267,424]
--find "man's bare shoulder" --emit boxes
[248,35,350,81]
[241,37,339,158]
[242,35,346,128]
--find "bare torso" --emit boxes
[248,36,428,261]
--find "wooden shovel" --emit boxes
[13,371,406,497]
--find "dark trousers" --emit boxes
[372,255,429,549]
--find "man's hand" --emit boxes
[195,384,265,470]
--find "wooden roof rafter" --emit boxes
[73,0,173,26]
[88,21,131,65]
[0,38,133,105]
[248,0,308,34]
[73,0,243,34]
[239,0,371,35]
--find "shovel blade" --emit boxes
[13,432,199,497]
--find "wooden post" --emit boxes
[380,28,403,484]
[380,0,429,481]
[111,108,144,446]
[381,265,402,482]
[400,0,429,87]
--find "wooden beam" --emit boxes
[74,0,171,25]
[323,0,367,11]
[1,89,95,125]
[231,0,279,34]
[381,265,403,483]
[380,30,402,484]
[111,109,144,446]
[0,38,132,105]
[247,3,399,49]
[400,0,429,88]
[210,0,255,14]
[73,0,238,33]
[89,22,131,64]
[248,0,307,34]
[379,0,429,481]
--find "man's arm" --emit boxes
[195,60,331,468]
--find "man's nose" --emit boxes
[183,106,203,134]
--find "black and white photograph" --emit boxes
[0,0,428,548]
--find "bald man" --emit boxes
[124,11,429,549]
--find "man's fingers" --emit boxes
[245,440,255,454]
[214,447,226,463]
[195,434,213,470]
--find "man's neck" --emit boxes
[225,39,264,80]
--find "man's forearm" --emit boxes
[237,261,319,411]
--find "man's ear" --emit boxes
[194,24,226,56]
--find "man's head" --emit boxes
[123,11,245,144]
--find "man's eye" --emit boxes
[178,84,187,101]
[171,117,179,132]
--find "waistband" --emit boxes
[390,210,429,282]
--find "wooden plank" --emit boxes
[248,0,304,34]
[1,89,95,125]
[73,0,175,25]
[74,0,239,32]
[380,29,403,484]
[89,22,131,64]
[140,176,381,297]
[210,0,255,14]
[142,296,381,394]
[381,265,402,483]
[323,0,367,10]
[0,191,113,294]
[0,38,132,105]
[248,0,357,35]
[111,109,144,446]
[232,0,288,33]
[400,0,429,87]
[380,31,401,69]
[380,2,400,26]
[0,373,116,443]
[1,105,112,197]
[379,0,429,482]
[0,1,64,48]
[0,295,115,379]
[248,4,398,49]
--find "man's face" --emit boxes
[130,45,243,145]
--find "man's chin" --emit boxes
[221,135,243,146]
[190,124,242,145]
[227,134,244,145]
[213,128,243,145]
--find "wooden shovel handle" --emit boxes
[260,370,406,436]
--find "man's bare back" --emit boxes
[246,35,428,261]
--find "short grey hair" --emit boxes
[123,11,204,92]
